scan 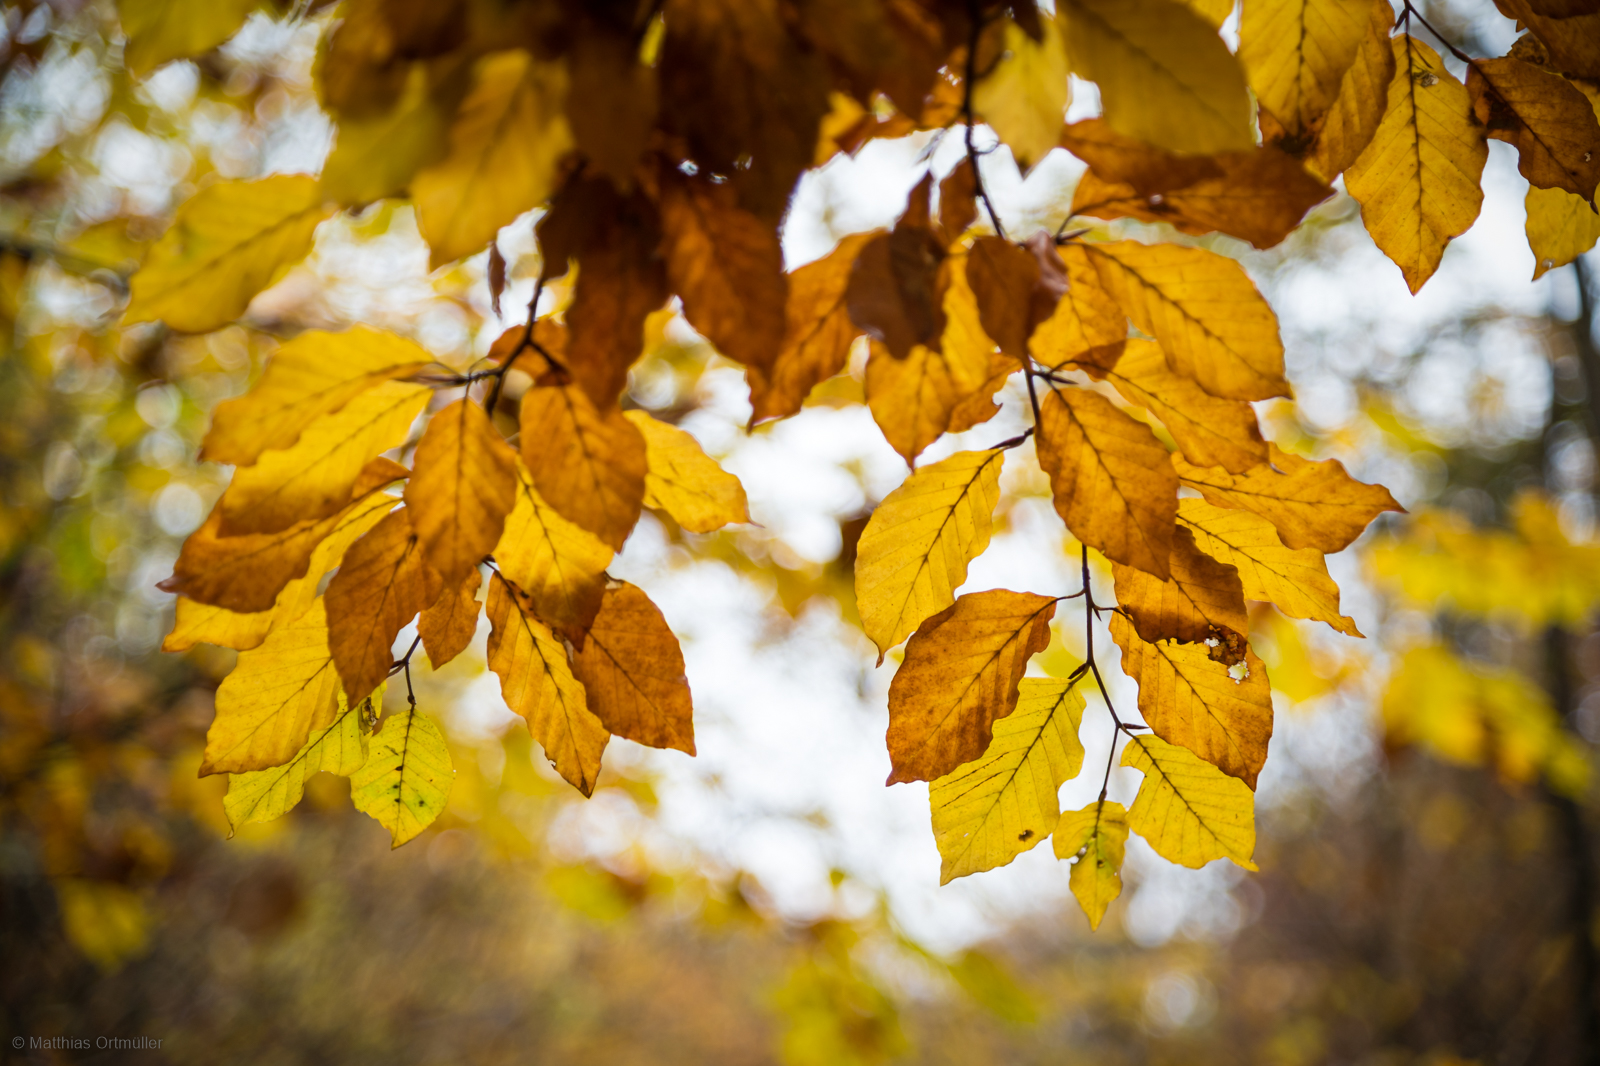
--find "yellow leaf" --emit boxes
[224,689,375,833]
[519,384,646,551]
[855,448,1006,662]
[324,507,443,705]
[625,410,750,533]
[118,0,260,77]
[1527,184,1600,280]
[1103,338,1268,474]
[1345,35,1487,293]
[200,601,342,776]
[404,398,518,585]
[55,879,149,971]
[1120,733,1257,869]
[1111,524,1249,649]
[201,327,432,467]
[973,17,1070,170]
[930,677,1086,883]
[1083,240,1290,402]
[1028,243,1127,374]
[485,573,609,796]
[494,458,614,631]
[1111,613,1273,788]
[570,581,696,755]
[1054,801,1129,930]
[1058,0,1255,154]
[1174,443,1403,554]
[419,569,482,670]
[413,49,574,268]
[1178,498,1362,636]
[1239,0,1372,145]
[885,589,1057,785]
[1036,387,1178,580]
[318,64,456,207]
[162,597,274,655]
[1468,57,1600,202]
[1301,0,1395,181]
[123,175,332,333]
[219,380,429,535]
[350,702,455,848]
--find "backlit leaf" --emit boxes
[350,702,454,849]
[1103,338,1268,473]
[404,398,518,585]
[626,410,749,533]
[569,581,696,755]
[318,64,458,206]
[224,689,374,833]
[1111,524,1249,650]
[938,160,979,241]
[494,459,614,632]
[973,17,1070,170]
[519,384,647,551]
[1239,0,1371,146]
[1493,0,1600,79]
[1527,184,1600,279]
[419,569,482,670]
[118,0,261,77]
[1467,57,1600,202]
[847,175,948,360]
[1028,243,1128,374]
[1301,0,1396,180]
[1120,733,1258,869]
[1054,801,1129,930]
[1058,119,1225,197]
[324,507,443,705]
[966,235,1064,360]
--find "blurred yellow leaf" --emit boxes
[625,409,750,533]
[973,17,1070,170]
[1054,800,1129,929]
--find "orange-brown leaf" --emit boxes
[1103,338,1267,473]
[965,234,1065,359]
[1029,243,1128,374]
[1467,57,1600,202]
[1112,524,1248,651]
[325,507,443,704]
[404,398,518,586]
[1058,119,1225,196]
[419,568,482,669]
[570,581,696,755]
[519,384,647,551]
[847,174,948,359]
[938,157,980,241]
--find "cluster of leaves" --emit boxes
[106,0,1596,925]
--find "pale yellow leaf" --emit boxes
[625,410,750,533]
[224,688,377,833]
[350,702,455,848]
[1120,733,1258,869]
[1054,801,1129,929]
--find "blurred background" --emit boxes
[3,0,1600,1062]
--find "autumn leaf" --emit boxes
[847,175,949,360]
[930,677,1086,883]
[1111,524,1249,651]
[791,0,944,120]
[494,459,614,632]
[1345,35,1488,294]
[1467,56,1600,202]
[1174,444,1404,554]
[1028,243,1127,374]
[485,573,609,796]
[1058,0,1255,154]
[965,236,1064,360]
[418,569,482,670]
[885,590,1057,786]
[1301,0,1396,181]
[200,327,432,467]
[118,0,259,77]
[224,689,373,834]
[1036,387,1178,580]
[324,507,443,705]
[938,160,979,242]
[856,449,1006,662]
[1527,183,1600,279]
[519,383,647,551]
[1054,801,1129,930]
[162,598,275,655]
[972,17,1070,170]
[1493,0,1600,80]
[1238,0,1372,147]
[565,22,658,187]
[350,702,454,848]
[569,581,696,755]
[1083,241,1290,402]
[404,398,518,586]
[625,410,750,533]
[1057,119,1225,197]
[1110,613,1273,788]
[1121,733,1257,869]
[413,49,574,268]
[1103,339,1268,474]
[123,175,333,333]
[317,66,459,206]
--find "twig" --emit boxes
[1400,0,1474,65]
[962,2,1007,242]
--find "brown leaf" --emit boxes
[1174,444,1404,554]
[519,384,647,551]
[847,174,949,358]
[419,568,482,669]
[1058,119,1226,196]
[1112,524,1248,651]
[1468,56,1600,202]
[938,158,980,241]
[885,589,1057,784]
[566,21,658,187]
[1036,387,1178,580]
[965,235,1064,359]
[404,398,518,586]
[487,242,506,317]
[659,167,789,373]
[570,582,696,755]
[793,0,946,117]
[1492,0,1600,79]
[325,507,443,704]
[1029,243,1127,373]
[1103,338,1268,473]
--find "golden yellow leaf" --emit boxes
[1036,387,1178,580]
[118,0,260,77]
[418,569,482,670]
[224,689,374,833]
[201,327,432,467]
[1178,498,1361,636]
[350,702,455,849]
[163,597,274,655]
[1104,338,1267,474]
[219,380,429,535]
[885,589,1057,785]
[1112,525,1249,649]
[930,678,1086,883]
[855,449,1006,662]
[1239,0,1372,145]
[1029,244,1127,374]
[1301,0,1396,181]
[123,175,332,333]
[1468,57,1600,202]
[404,398,518,585]
[318,64,456,206]
[494,458,614,632]
[1083,241,1289,401]
[1174,443,1403,554]
[1057,0,1255,154]
[1110,613,1273,788]
[325,507,443,705]
[1120,733,1258,869]
[750,232,873,424]
[947,353,1023,435]
[413,49,574,269]
[570,581,696,755]
[624,410,750,533]
[1527,184,1600,280]
[1054,801,1129,930]
[1344,36,1488,294]
[519,384,647,551]
[485,573,609,796]
[973,17,1070,170]
[200,600,342,776]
